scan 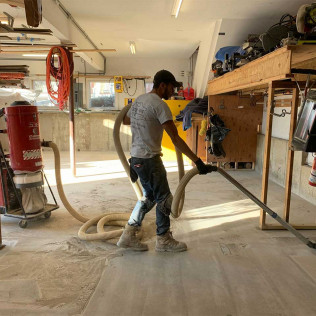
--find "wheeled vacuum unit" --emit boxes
[0,101,58,228]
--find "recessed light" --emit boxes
[129,41,136,54]
[171,0,183,18]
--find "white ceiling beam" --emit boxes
[192,19,222,98]
[42,0,105,71]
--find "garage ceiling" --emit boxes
[0,0,310,59]
[59,0,308,58]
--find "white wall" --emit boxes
[261,95,293,140]
[81,57,190,110]
[260,95,314,166]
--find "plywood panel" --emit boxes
[185,118,207,162]
[290,45,316,66]
[206,95,262,163]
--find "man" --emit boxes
[117,70,208,252]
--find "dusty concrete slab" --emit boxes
[0,151,315,315]
[0,279,41,303]
[83,223,316,316]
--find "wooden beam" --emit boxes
[68,50,76,177]
[208,74,291,95]
[0,44,77,48]
[80,75,150,79]
[290,45,316,66]
[283,87,299,222]
[34,74,151,79]
[260,82,274,229]
[241,81,305,95]
[0,48,116,54]
[71,49,116,53]
[0,213,5,250]
[274,100,292,107]
[271,81,298,89]
[0,0,24,7]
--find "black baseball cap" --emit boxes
[153,70,181,88]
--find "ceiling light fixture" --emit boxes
[23,54,48,57]
[171,0,183,18]
[129,41,136,54]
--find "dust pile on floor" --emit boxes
[0,235,121,315]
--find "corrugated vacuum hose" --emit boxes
[42,104,186,241]
[112,104,186,220]
[171,165,316,249]
[42,104,316,248]
[42,141,131,240]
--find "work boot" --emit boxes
[155,231,187,252]
[117,224,148,251]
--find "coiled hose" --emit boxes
[42,141,131,240]
[42,104,186,241]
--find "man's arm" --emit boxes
[162,120,199,162]
[123,113,131,125]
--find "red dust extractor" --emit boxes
[0,101,58,228]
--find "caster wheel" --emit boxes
[19,220,28,228]
[44,211,51,219]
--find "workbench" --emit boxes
[207,45,316,230]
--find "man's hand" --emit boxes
[195,158,208,175]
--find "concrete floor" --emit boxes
[0,151,315,316]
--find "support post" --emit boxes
[68,49,76,176]
[260,82,274,229]
[0,214,4,250]
[283,87,299,222]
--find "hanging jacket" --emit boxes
[175,96,208,131]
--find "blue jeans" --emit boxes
[128,155,172,235]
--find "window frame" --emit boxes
[31,79,60,111]
[87,79,118,111]
[145,81,153,94]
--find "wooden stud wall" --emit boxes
[207,45,316,230]
[260,83,274,228]
[283,88,299,222]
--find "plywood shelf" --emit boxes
[207,45,316,95]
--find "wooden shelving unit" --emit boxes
[207,45,316,230]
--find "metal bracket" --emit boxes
[272,109,291,117]
[270,102,291,117]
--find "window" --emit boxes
[89,81,116,109]
[145,82,153,93]
[33,80,57,107]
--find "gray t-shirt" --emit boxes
[127,93,173,158]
